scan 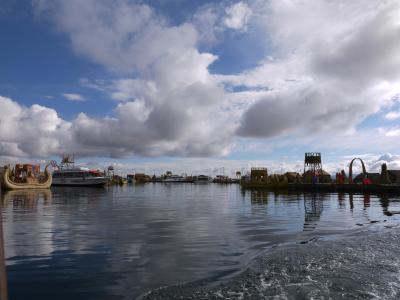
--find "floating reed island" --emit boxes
[240,152,400,193]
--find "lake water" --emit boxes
[2,184,400,299]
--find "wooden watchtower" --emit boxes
[304,152,323,174]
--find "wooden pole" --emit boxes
[0,185,8,300]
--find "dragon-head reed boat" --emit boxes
[0,163,52,190]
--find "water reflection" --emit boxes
[1,189,52,208]
[349,193,354,210]
[303,194,324,232]
[363,193,371,208]
[2,186,400,300]
[250,191,268,204]
[338,193,345,208]
[51,186,108,201]
[379,194,400,216]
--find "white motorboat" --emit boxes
[193,175,212,183]
[163,174,186,182]
[51,155,108,187]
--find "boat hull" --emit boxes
[0,165,52,190]
[51,177,108,187]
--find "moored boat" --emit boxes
[163,174,186,182]
[193,175,212,183]
[213,175,234,184]
[0,163,52,190]
[52,169,108,187]
[51,155,108,187]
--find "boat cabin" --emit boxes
[13,164,41,183]
[52,170,101,179]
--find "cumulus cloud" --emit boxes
[224,2,252,30]
[0,96,71,158]
[192,4,221,45]
[0,94,232,159]
[33,0,157,74]
[232,0,400,139]
[3,93,400,174]
[62,93,85,101]
[29,0,235,158]
[3,0,398,164]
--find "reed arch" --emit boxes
[349,157,367,184]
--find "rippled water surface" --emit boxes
[2,184,400,299]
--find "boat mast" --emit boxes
[61,154,75,169]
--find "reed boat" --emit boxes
[0,164,52,190]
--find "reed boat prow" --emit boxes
[1,163,52,190]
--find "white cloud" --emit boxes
[385,128,400,137]
[385,111,400,120]
[62,93,85,101]
[33,0,158,74]
[192,4,221,45]
[0,95,233,159]
[3,93,400,174]
[224,2,252,30]
[21,0,400,164]
[0,96,71,158]
[29,0,236,158]
[229,0,400,139]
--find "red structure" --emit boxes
[336,170,346,184]
[348,158,366,184]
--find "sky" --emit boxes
[1,0,400,175]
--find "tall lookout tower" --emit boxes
[304,152,322,174]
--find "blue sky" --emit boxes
[0,0,264,118]
[1,0,400,174]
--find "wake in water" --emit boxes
[142,228,400,299]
